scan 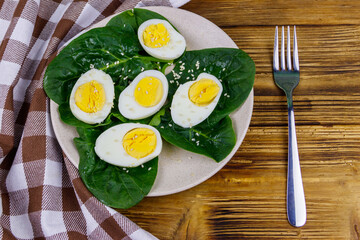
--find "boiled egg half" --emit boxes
[69,69,114,124]
[94,123,162,167]
[171,73,223,128]
[138,19,186,60]
[118,70,168,120]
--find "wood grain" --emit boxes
[117,1,360,239]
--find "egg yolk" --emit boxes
[122,128,157,159]
[188,78,220,106]
[134,77,163,107]
[75,80,106,113]
[143,23,170,48]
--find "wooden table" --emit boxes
[119,1,360,239]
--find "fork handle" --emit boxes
[287,106,306,227]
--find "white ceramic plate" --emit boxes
[49,7,253,197]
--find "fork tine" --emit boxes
[273,26,279,71]
[293,26,299,71]
[287,26,292,70]
[281,26,285,70]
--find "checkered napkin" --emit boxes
[0,0,189,239]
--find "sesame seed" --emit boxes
[195,61,200,70]
[126,170,129,173]
[169,124,172,127]
[141,165,144,168]
[192,138,195,141]
[195,132,200,136]
[148,167,152,171]
[145,90,149,94]
[160,126,164,129]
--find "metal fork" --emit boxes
[273,26,306,227]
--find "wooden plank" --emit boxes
[182,0,360,26]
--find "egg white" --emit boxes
[69,69,114,124]
[138,19,186,60]
[171,73,223,128]
[94,123,162,167]
[118,70,168,120]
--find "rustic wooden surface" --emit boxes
[118,1,360,239]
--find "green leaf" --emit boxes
[75,126,158,209]
[106,8,170,30]
[43,25,160,106]
[156,109,236,162]
[149,107,166,127]
[166,48,255,127]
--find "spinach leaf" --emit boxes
[166,48,255,127]
[74,126,158,209]
[107,8,170,31]
[156,109,236,162]
[43,25,160,106]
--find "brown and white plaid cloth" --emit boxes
[0,0,189,239]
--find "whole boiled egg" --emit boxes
[94,123,162,167]
[118,70,168,120]
[69,69,114,124]
[171,73,223,128]
[138,19,186,60]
